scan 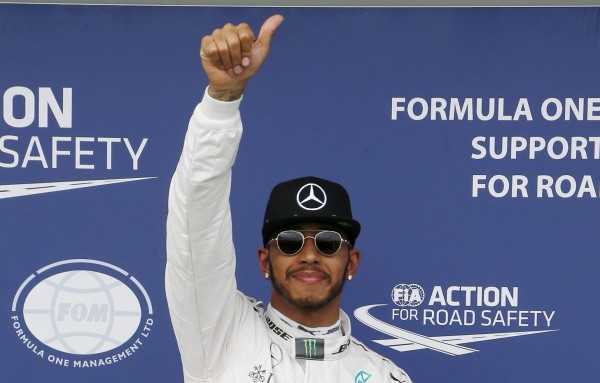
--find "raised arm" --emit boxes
[165,15,283,382]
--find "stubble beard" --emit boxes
[268,258,348,312]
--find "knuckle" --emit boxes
[205,45,219,58]
[200,36,212,48]
[227,38,241,50]
[237,29,252,41]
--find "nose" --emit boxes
[297,237,319,263]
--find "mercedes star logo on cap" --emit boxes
[296,183,327,211]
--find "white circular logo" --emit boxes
[391,284,425,307]
[11,259,153,366]
[296,183,327,211]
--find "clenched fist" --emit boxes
[200,14,284,101]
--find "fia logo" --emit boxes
[391,284,425,307]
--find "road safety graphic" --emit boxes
[0,178,156,199]
[0,86,155,199]
[354,283,558,356]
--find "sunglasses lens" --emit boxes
[277,231,304,255]
[315,231,342,256]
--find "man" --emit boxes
[166,14,413,383]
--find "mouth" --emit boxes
[289,269,330,284]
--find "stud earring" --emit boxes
[265,272,270,279]
[348,274,353,281]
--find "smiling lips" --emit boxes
[289,269,329,284]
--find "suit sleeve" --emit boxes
[165,88,244,381]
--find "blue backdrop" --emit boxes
[1,5,598,382]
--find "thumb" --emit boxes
[255,14,284,49]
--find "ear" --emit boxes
[347,248,360,278]
[258,247,270,274]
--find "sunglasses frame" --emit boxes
[267,229,352,256]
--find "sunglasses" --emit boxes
[267,230,352,256]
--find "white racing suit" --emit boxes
[165,90,413,383]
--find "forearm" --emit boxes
[165,89,243,378]
[167,88,242,271]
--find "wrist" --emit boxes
[207,82,246,102]
[198,87,243,125]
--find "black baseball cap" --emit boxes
[262,176,361,246]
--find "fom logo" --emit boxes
[11,259,153,367]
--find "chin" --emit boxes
[271,273,346,312]
[286,286,343,311]
[288,295,332,311]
